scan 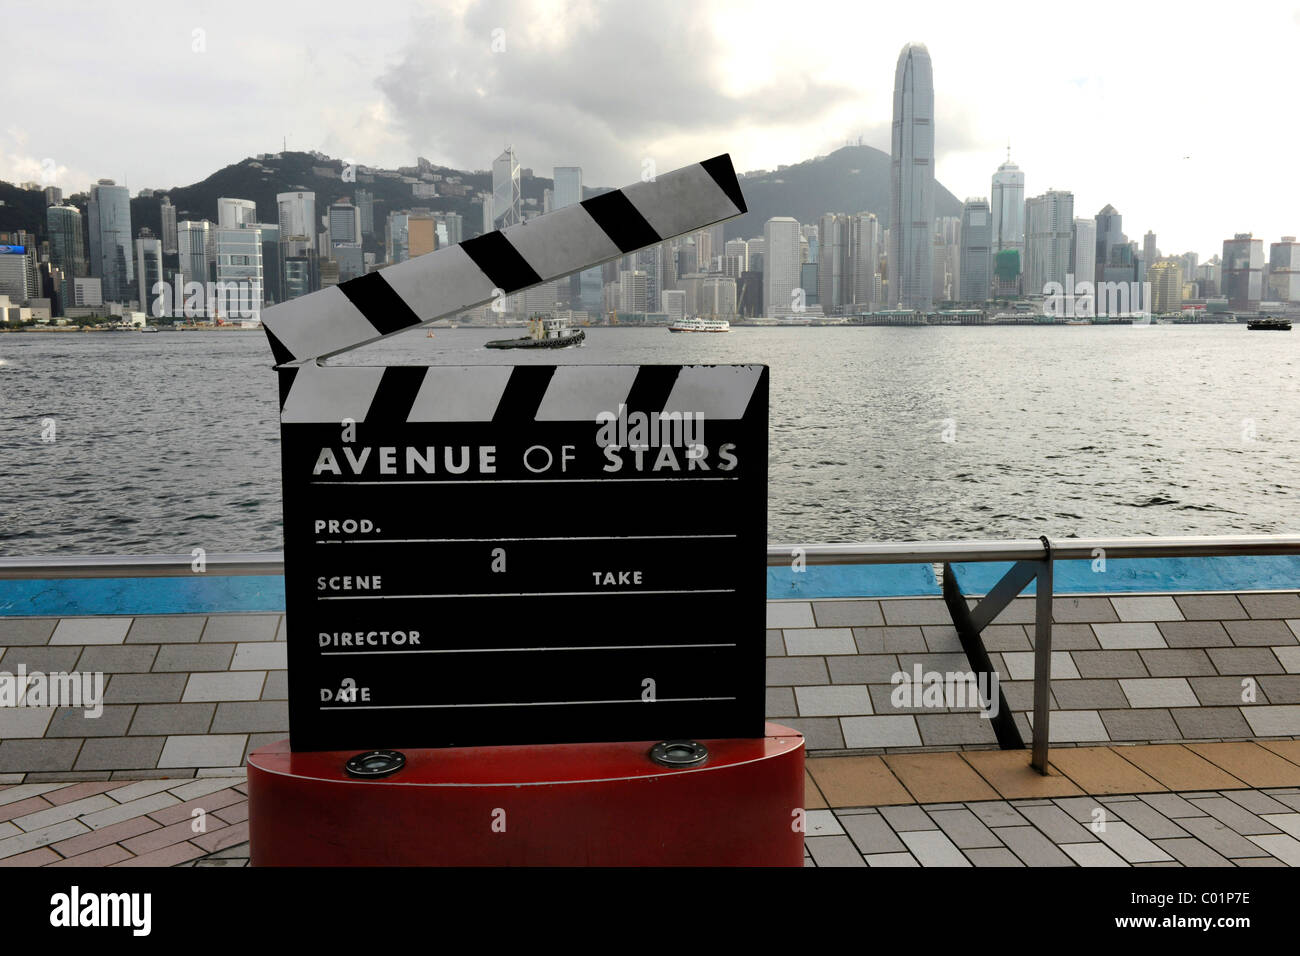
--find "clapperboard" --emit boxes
[263,155,768,751]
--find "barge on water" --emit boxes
[486,315,585,349]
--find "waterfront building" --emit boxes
[958,198,991,302]
[177,219,213,294]
[1222,233,1264,309]
[46,205,86,306]
[990,151,1024,288]
[618,269,648,314]
[1267,237,1300,302]
[1070,218,1096,296]
[889,42,935,310]
[1024,190,1074,295]
[87,179,133,302]
[1148,259,1183,313]
[134,229,163,313]
[763,217,801,318]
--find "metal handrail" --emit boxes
[1,534,1298,579]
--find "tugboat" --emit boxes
[1246,315,1292,331]
[486,314,585,349]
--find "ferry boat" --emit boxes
[485,315,585,349]
[1246,316,1292,331]
[667,316,730,333]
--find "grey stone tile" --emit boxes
[1239,593,1300,620]
[765,657,829,686]
[767,602,814,629]
[765,629,784,656]
[765,687,796,718]
[929,808,1002,848]
[1157,620,1233,648]
[1098,709,1180,742]
[900,829,970,866]
[1191,676,1269,706]
[1060,842,1130,867]
[840,813,906,854]
[1231,855,1287,867]
[1177,815,1271,858]
[1226,620,1297,647]
[864,852,918,867]
[1016,803,1097,843]
[784,628,856,656]
[993,826,1075,866]
[0,618,57,646]
[1138,792,1207,818]
[1094,623,1166,649]
[1102,801,1188,839]
[1138,649,1216,677]
[980,625,1030,652]
[782,717,844,750]
[158,734,248,769]
[999,680,1050,713]
[827,654,900,684]
[1154,837,1233,866]
[129,703,216,736]
[812,600,884,628]
[182,672,266,703]
[915,713,998,746]
[1170,707,1252,739]
[1000,651,1078,681]
[1046,624,1101,651]
[922,626,962,652]
[978,598,1036,625]
[1053,796,1109,823]
[1119,678,1199,709]
[1207,647,1284,675]
[796,684,873,717]
[1072,650,1149,679]
[1242,705,1300,736]
[210,701,289,734]
[967,801,1026,828]
[868,683,935,715]
[260,671,288,701]
[855,626,927,653]
[0,739,82,773]
[1222,790,1292,815]
[74,737,165,771]
[880,600,951,626]
[153,644,235,672]
[104,673,188,704]
[1112,596,1183,622]
[894,652,972,674]
[805,834,867,867]
[50,618,131,645]
[1053,598,1118,624]
[1173,594,1248,621]
[126,615,206,643]
[841,715,922,748]
[201,614,280,643]
[880,805,937,832]
[965,847,1023,866]
[1051,679,1128,710]
[0,646,80,671]
[74,645,159,674]
[44,706,134,739]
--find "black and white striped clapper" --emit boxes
[264,155,768,752]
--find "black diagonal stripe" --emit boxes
[700,154,747,214]
[459,232,544,293]
[276,365,299,410]
[621,365,681,417]
[364,366,428,424]
[580,190,662,253]
[265,325,295,366]
[492,365,556,423]
[338,271,424,336]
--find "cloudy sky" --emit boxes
[6,0,1299,257]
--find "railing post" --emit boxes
[1030,536,1054,774]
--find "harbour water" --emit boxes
[1,324,1296,554]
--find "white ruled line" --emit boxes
[318,588,735,601]
[321,643,738,656]
[310,477,740,485]
[320,696,737,711]
[313,533,738,544]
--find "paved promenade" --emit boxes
[1,741,1299,866]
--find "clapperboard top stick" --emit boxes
[261,154,746,366]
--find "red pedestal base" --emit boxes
[247,723,805,866]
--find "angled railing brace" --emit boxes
[941,535,1055,774]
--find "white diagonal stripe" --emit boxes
[380,243,499,326]
[661,365,763,420]
[262,285,374,364]
[281,363,386,423]
[621,164,741,244]
[534,366,640,421]
[502,205,624,283]
[406,366,514,422]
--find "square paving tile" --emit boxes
[882,752,998,803]
[1061,842,1129,866]
[1243,705,1300,737]
[1111,597,1183,622]
[838,813,907,854]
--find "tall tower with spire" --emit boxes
[888,42,935,311]
[990,149,1025,287]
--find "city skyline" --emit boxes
[3,1,1298,259]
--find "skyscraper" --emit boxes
[87,179,133,302]
[276,192,316,241]
[177,220,213,315]
[1148,260,1182,313]
[990,151,1024,290]
[328,201,362,245]
[135,229,163,314]
[552,166,582,210]
[159,197,178,254]
[214,226,263,320]
[355,189,375,237]
[46,205,87,306]
[958,198,991,302]
[1070,218,1096,294]
[1222,233,1264,309]
[889,43,935,310]
[218,198,258,229]
[1268,237,1300,302]
[1023,190,1074,294]
[492,147,521,229]
[763,217,801,317]
[1143,232,1158,277]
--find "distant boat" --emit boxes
[1247,316,1291,331]
[139,326,159,333]
[668,316,730,333]
[486,315,584,349]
